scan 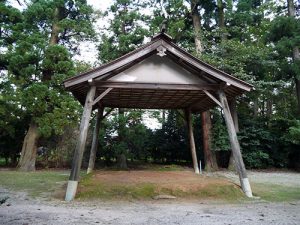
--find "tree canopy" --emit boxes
[0,0,299,171]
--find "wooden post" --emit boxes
[218,90,253,197]
[185,109,200,174]
[229,98,239,132]
[87,106,104,174]
[65,85,96,201]
[228,98,239,170]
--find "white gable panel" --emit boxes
[108,54,206,84]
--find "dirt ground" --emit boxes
[89,170,233,192]
[0,170,300,225]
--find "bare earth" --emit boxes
[88,170,233,192]
[0,171,300,225]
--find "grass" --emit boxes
[141,163,186,171]
[252,183,300,202]
[0,169,299,202]
[0,170,69,198]
[76,173,245,201]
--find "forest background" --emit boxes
[1,0,299,172]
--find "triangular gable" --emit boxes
[63,33,253,92]
[105,54,212,85]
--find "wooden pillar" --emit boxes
[65,85,96,201]
[87,106,104,174]
[228,98,239,170]
[185,109,200,174]
[229,98,239,132]
[218,90,253,197]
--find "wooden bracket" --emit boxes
[92,88,113,106]
[203,90,222,108]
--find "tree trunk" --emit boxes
[117,108,128,169]
[190,0,216,171]
[217,0,227,40]
[201,111,218,171]
[49,7,61,45]
[266,98,272,118]
[116,154,127,170]
[287,0,300,113]
[87,106,104,174]
[191,0,203,54]
[185,109,200,174]
[253,98,258,117]
[18,121,40,171]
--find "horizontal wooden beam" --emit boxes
[95,81,220,91]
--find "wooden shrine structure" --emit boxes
[63,32,254,201]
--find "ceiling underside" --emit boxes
[69,83,243,113]
[67,50,246,113]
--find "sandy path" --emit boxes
[1,171,299,225]
[0,196,299,225]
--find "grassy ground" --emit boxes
[252,183,300,202]
[76,172,244,201]
[0,170,69,198]
[0,168,299,202]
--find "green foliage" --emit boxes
[100,110,151,162]
[283,121,300,145]
[98,0,149,63]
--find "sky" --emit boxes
[74,0,114,64]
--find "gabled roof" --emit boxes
[63,32,253,112]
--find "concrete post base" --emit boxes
[86,168,93,174]
[65,180,78,201]
[241,178,253,198]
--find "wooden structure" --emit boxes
[63,32,253,201]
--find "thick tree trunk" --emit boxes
[49,7,61,45]
[266,98,272,118]
[253,98,258,117]
[217,0,227,40]
[293,46,300,113]
[18,121,40,171]
[201,111,218,171]
[116,154,127,169]
[287,0,300,113]
[190,0,216,171]
[191,0,203,54]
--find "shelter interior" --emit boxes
[63,32,254,201]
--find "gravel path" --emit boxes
[0,171,299,225]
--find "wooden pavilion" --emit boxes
[63,32,254,201]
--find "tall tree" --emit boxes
[6,0,96,171]
[190,0,218,171]
[287,0,300,113]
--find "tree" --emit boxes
[1,0,95,171]
[98,0,149,63]
[189,0,218,171]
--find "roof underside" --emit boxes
[64,33,253,113]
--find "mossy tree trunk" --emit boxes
[18,121,40,171]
